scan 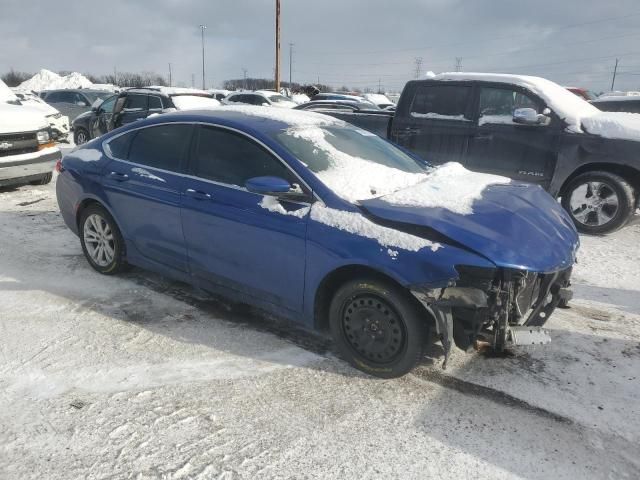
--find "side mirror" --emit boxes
[245,176,292,195]
[513,107,549,126]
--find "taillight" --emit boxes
[55,159,63,172]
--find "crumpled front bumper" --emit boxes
[0,147,60,186]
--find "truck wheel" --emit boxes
[561,171,635,234]
[79,204,127,275]
[329,277,429,378]
[74,128,90,145]
[30,173,52,185]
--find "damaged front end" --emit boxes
[411,266,573,368]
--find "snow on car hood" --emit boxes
[0,103,48,134]
[581,112,640,142]
[360,180,579,272]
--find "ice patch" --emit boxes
[132,167,166,183]
[410,112,469,121]
[73,148,102,161]
[379,162,511,215]
[259,196,310,218]
[311,203,441,253]
[387,249,399,259]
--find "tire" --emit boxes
[74,128,90,146]
[561,171,635,234]
[329,277,429,378]
[29,172,52,185]
[79,204,127,275]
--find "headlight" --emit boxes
[36,130,50,144]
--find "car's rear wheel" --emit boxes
[74,128,90,146]
[561,171,635,234]
[79,204,127,274]
[29,172,52,185]
[329,277,429,378]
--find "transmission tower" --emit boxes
[414,57,423,79]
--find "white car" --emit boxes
[209,88,231,101]
[12,89,70,141]
[224,90,297,108]
[0,80,61,187]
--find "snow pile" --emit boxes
[287,127,427,202]
[582,112,640,141]
[19,69,93,91]
[291,93,310,104]
[379,162,511,215]
[310,203,441,252]
[223,105,344,127]
[259,196,310,218]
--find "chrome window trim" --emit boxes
[101,121,321,204]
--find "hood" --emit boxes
[74,110,92,122]
[0,103,48,134]
[360,182,579,273]
[581,111,640,142]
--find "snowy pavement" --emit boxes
[0,175,639,479]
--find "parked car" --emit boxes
[56,107,578,378]
[337,72,640,234]
[592,96,640,114]
[363,93,396,110]
[40,89,112,122]
[0,80,61,187]
[209,89,231,101]
[295,100,392,137]
[12,90,70,141]
[565,87,596,101]
[72,87,221,145]
[224,90,297,108]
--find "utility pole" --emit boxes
[113,66,117,85]
[289,42,294,88]
[199,24,207,89]
[455,57,463,72]
[378,78,382,94]
[242,68,248,90]
[275,0,281,91]
[168,63,172,87]
[611,58,619,91]
[414,57,423,79]
[191,73,195,88]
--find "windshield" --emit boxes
[84,91,111,103]
[273,126,429,202]
[171,95,221,110]
[266,94,293,103]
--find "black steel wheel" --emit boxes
[329,277,430,378]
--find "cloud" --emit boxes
[1,0,639,92]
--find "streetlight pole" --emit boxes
[199,24,207,90]
[275,0,281,91]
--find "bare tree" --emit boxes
[1,69,33,87]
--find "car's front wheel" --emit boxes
[79,204,127,274]
[561,171,635,234]
[329,277,429,378]
[74,128,90,146]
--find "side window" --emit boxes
[45,92,62,102]
[410,85,472,120]
[106,131,135,159]
[73,93,89,106]
[194,126,295,188]
[253,95,267,105]
[123,94,148,111]
[479,87,543,125]
[148,96,162,110]
[59,92,77,103]
[127,124,192,171]
[227,95,241,103]
[100,96,117,113]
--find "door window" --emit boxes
[193,126,295,187]
[127,124,192,171]
[410,85,472,120]
[100,96,117,113]
[479,87,543,125]
[123,94,148,111]
[148,96,163,110]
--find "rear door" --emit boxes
[390,82,475,165]
[466,84,560,187]
[181,125,310,312]
[102,123,193,272]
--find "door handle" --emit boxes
[108,172,129,182]
[185,188,212,200]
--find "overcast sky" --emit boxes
[2,0,640,93]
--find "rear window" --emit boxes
[410,84,472,120]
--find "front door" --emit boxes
[102,123,193,272]
[110,94,149,130]
[466,85,560,188]
[181,125,309,312]
[390,82,476,165]
[90,95,117,138]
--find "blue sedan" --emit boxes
[56,107,579,377]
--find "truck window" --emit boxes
[410,85,471,120]
[479,87,542,125]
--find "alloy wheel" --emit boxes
[569,181,620,228]
[83,213,115,267]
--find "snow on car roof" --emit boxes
[592,95,640,103]
[433,72,600,132]
[210,105,345,127]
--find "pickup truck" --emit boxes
[326,73,640,234]
[0,80,61,188]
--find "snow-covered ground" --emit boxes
[0,174,638,479]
